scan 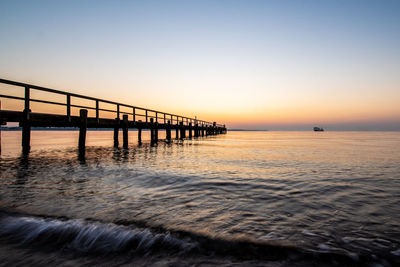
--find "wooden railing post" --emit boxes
[145,110,148,123]
[96,100,99,123]
[117,104,120,120]
[79,109,88,155]
[24,86,30,110]
[123,114,129,148]
[66,94,71,122]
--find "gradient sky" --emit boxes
[1,0,399,130]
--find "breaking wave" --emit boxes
[0,213,194,255]
[0,211,398,266]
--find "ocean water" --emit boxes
[0,130,399,266]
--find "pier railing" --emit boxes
[0,78,223,128]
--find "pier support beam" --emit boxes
[150,118,155,144]
[21,86,31,153]
[176,124,179,139]
[180,122,185,140]
[21,86,31,154]
[114,118,119,147]
[166,120,171,141]
[22,108,31,154]
[138,120,142,145]
[194,123,199,138]
[189,123,192,138]
[79,109,88,154]
[123,115,128,149]
[155,122,159,143]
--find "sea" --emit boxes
[0,130,399,266]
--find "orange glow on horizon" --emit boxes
[1,80,399,130]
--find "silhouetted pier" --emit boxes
[0,78,227,154]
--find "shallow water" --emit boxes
[0,131,399,266]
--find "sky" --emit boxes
[1,0,399,130]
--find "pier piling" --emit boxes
[150,118,155,144]
[155,122,159,143]
[79,109,88,154]
[22,108,31,154]
[180,122,184,139]
[21,86,31,153]
[166,120,171,141]
[138,120,142,144]
[114,118,119,147]
[123,114,128,148]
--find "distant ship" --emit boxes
[313,127,324,132]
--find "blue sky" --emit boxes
[1,0,399,130]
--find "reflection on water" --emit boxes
[0,131,399,265]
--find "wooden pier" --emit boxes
[0,78,227,154]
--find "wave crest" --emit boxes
[0,215,194,254]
